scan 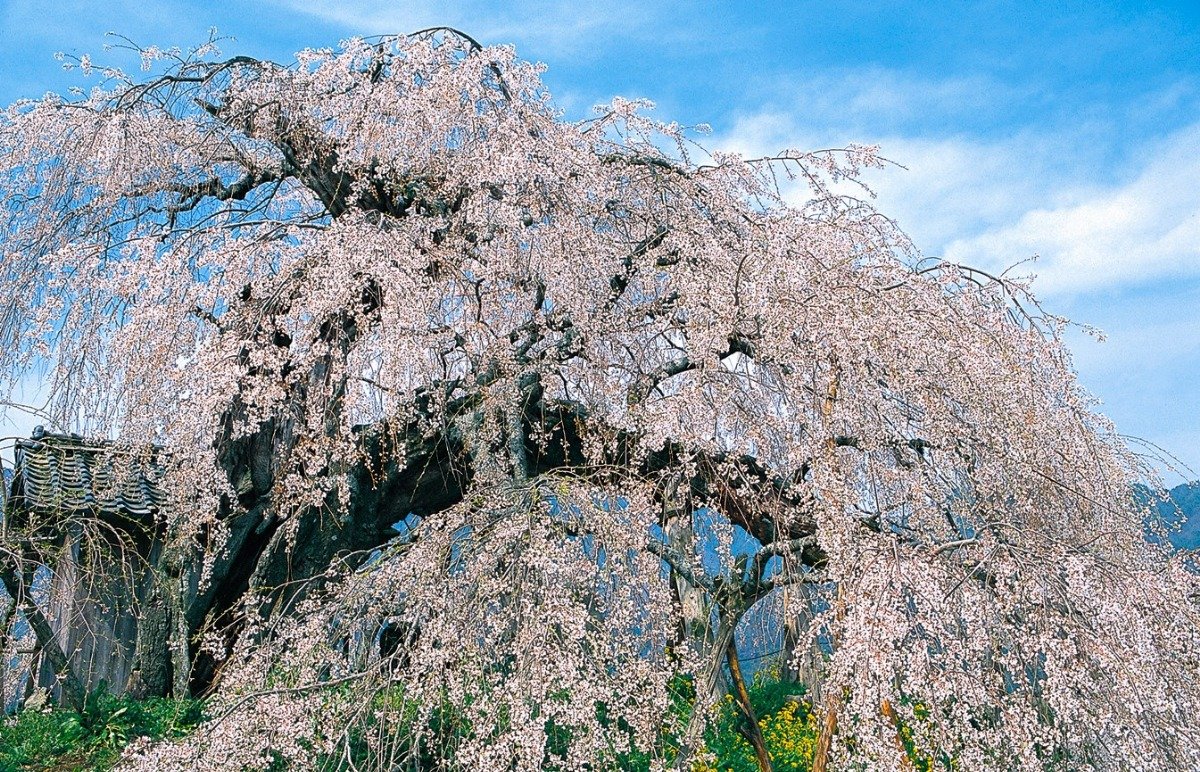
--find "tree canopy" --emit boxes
[0,29,1196,771]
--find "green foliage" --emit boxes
[309,684,477,771]
[601,673,695,770]
[219,671,952,771]
[696,672,816,772]
[0,707,87,770]
[0,688,204,771]
[612,668,818,772]
[627,669,947,772]
[892,699,952,772]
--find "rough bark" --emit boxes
[119,396,475,699]
[0,566,86,712]
[35,534,141,701]
[677,616,737,770]
[125,578,173,700]
[19,375,823,706]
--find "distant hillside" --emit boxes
[1150,482,1200,551]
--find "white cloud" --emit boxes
[777,68,1022,133]
[718,99,1200,297]
[715,110,1097,257]
[944,124,1200,295]
[859,135,1088,254]
[716,92,1200,475]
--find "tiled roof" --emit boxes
[7,427,165,523]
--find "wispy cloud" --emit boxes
[717,76,1200,473]
[735,67,1027,137]
[262,0,668,58]
[717,89,1200,297]
[716,108,1094,256]
[944,124,1200,295]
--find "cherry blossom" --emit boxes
[0,29,1195,771]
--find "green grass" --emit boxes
[0,689,204,771]
[0,674,939,771]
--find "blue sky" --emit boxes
[1,1,1198,479]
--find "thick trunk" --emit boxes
[0,566,86,712]
[677,616,737,770]
[67,399,471,701]
[184,417,471,695]
[38,537,139,698]
[22,385,821,704]
[125,578,173,699]
[780,589,825,703]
